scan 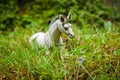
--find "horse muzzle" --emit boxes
[68,33,74,38]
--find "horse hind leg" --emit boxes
[46,50,50,55]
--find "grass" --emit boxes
[0,24,120,80]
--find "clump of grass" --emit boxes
[0,25,120,80]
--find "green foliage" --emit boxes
[0,0,19,30]
[0,0,120,31]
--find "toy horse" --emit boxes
[29,13,74,54]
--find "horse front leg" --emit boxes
[58,37,64,61]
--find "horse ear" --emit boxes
[67,12,72,21]
[59,14,65,22]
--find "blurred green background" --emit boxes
[0,0,120,32]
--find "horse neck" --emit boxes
[47,20,61,44]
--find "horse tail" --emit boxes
[29,33,40,43]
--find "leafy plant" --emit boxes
[0,0,120,32]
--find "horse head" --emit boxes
[58,13,74,38]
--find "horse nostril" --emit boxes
[69,33,74,38]
[69,33,72,36]
[71,34,74,38]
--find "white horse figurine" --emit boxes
[29,13,74,54]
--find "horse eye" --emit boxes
[64,27,68,30]
[62,23,64,26]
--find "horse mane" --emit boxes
[49,15,59,27]
[49,14,66,27]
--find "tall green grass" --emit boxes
[0,24,120,80]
